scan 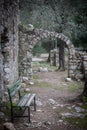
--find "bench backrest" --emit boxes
[8,80,21,97]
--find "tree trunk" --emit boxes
[82,81,87,97]
[47,41,54,62]
[82,72,87,97]
[58,40,65,71]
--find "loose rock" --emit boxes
[3,122,16,130]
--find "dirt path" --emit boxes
[13,70,87,130]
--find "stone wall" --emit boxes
[83,54,87,74]
[18,26,33,81]
[50,49,87,80]
[68,51,87,80]
[0,0,19,101]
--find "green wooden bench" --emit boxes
[7,80,36,123]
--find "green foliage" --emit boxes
[71,2,87,48]
[32,61,57,72]
[68,82,83,92]
[82,96,87,103]
[65,116,87,129]
[32,42,47,56]
[19,0,87,48]
[82,104,87,110]
[35,81,51,88]
[33,74,39,79]
[42,40,51,52]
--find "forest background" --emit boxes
[19,0,87,54]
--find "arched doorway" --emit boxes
[19,24,75,81]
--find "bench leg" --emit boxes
[34,97,36,111]
[28,107,31,123]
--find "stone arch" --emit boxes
[19,25,75,81]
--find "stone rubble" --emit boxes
[75,106,85,113]
[48,98,57,105]
[24,88,30,92]
[38,67,48,72]
[61,112,86,118]
[36,100,43,106]
[3,122,16,130]
[29,81,34,85]
[65,78,72,82]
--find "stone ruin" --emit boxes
[50,48,87,80]
[0,0,19,101]
[0,0,87,102]
[19,24,86,81]
[19,24,75,79]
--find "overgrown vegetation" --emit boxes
[32,42,47,56]
[68,82,83,92]
[65,116,87,129]
[35,81,51,88]
[32,61,57,72]
[82,96,87,103]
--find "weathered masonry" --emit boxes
[0,0,19,101]
[0,0,87,102]
[19,25,87,81]
[19,25,75,80]
[50,49,87,80]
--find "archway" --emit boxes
[19,24,75,81]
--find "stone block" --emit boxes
[3,122,16,130]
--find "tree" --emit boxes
[49,0,66,70]
[82,81,87,97]
[58,40,65,70]
[72,2,87,49]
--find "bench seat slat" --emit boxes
[8,80,21,97]
[17,94,31,107]
[17,94,35,107]
[10,85,21,97]
[26,94,36,107]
